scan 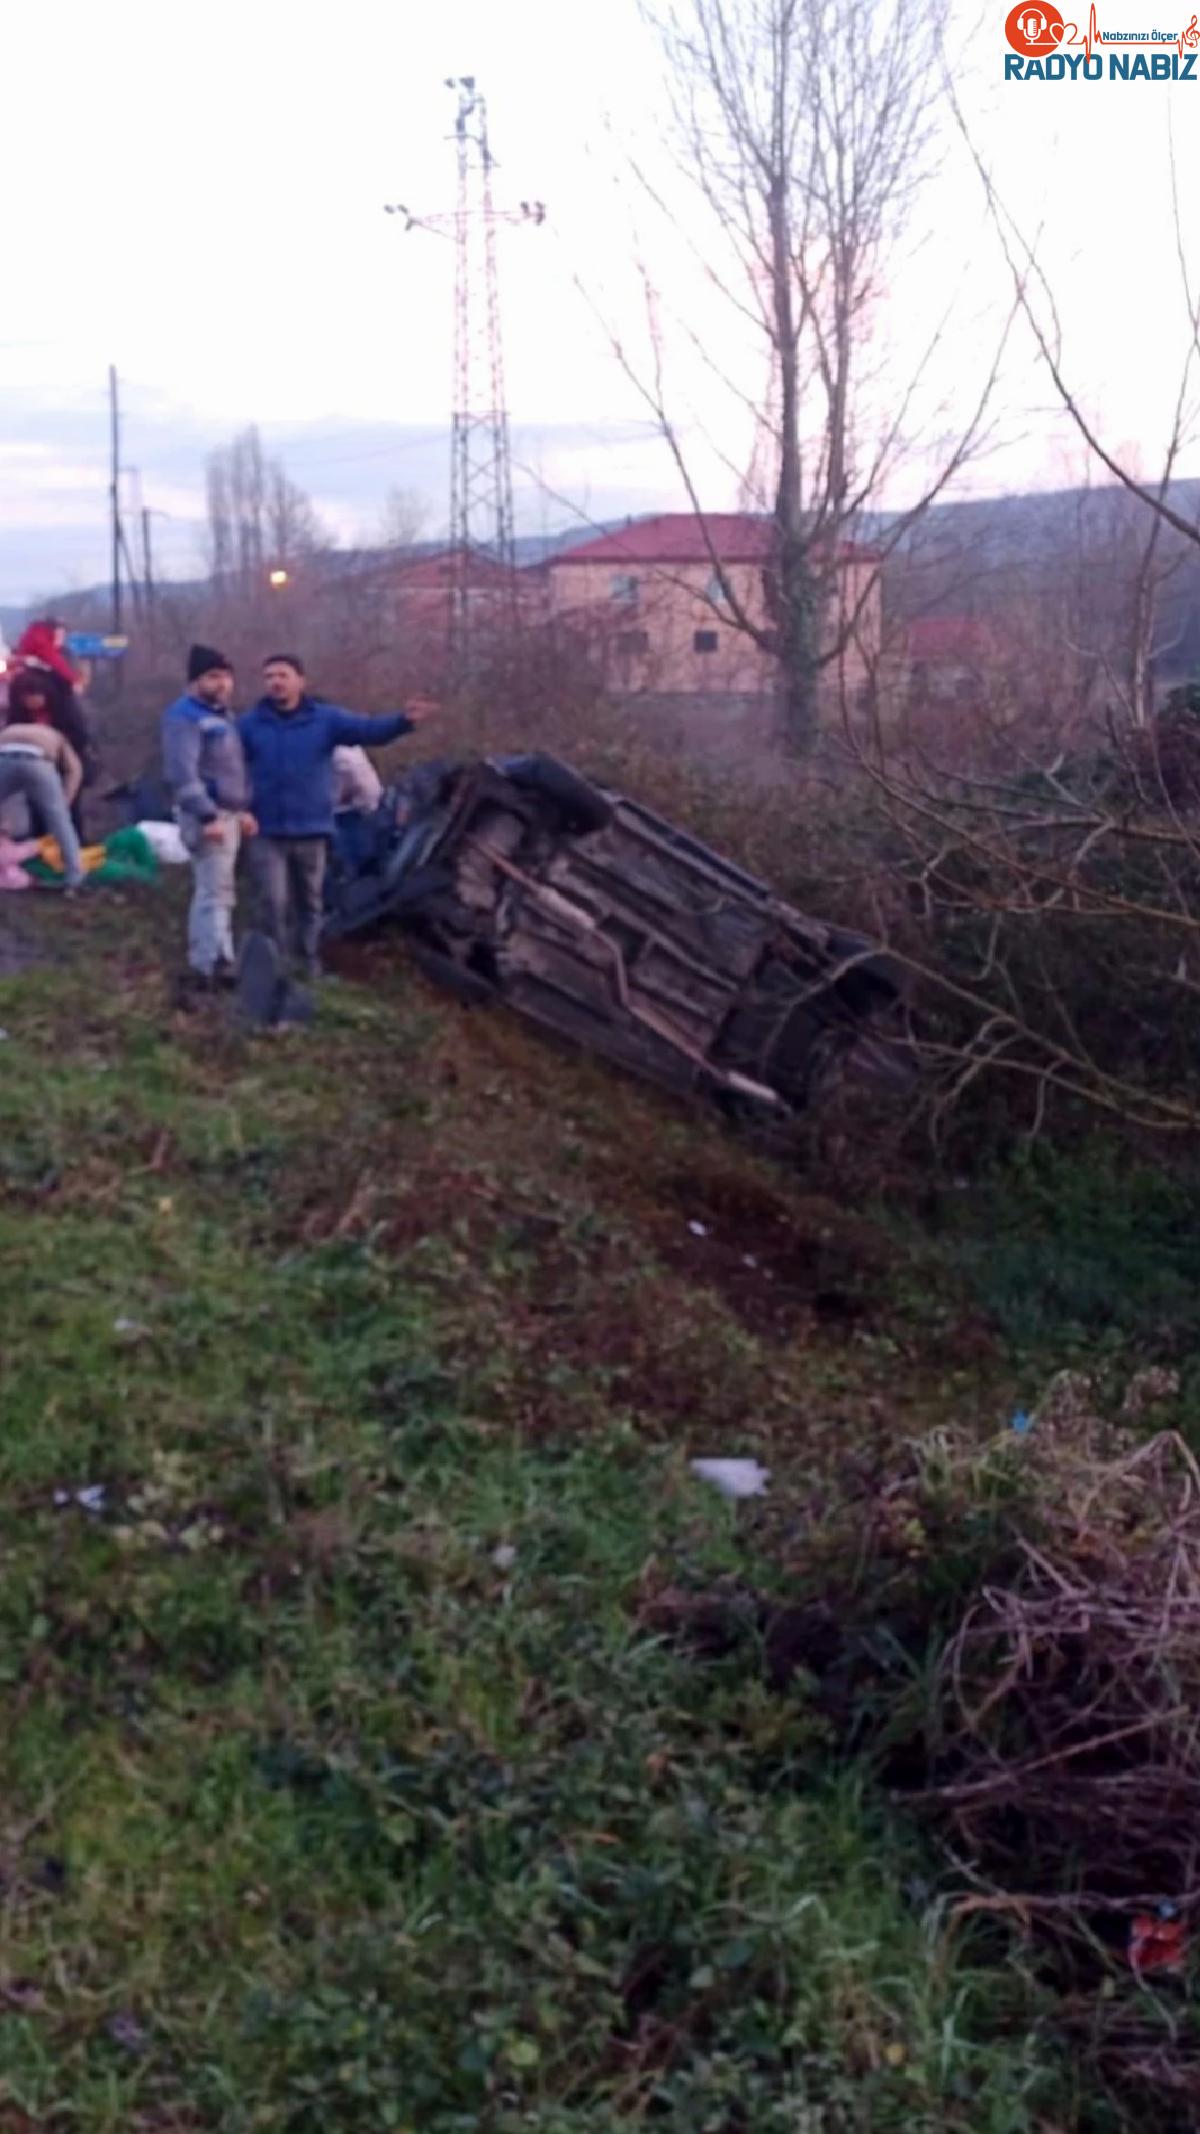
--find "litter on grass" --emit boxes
[54,1485,107,1513]
[690,1458,770,1500]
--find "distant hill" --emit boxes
[879,478,1200,569]
[2,523,629,629]
[16,485,1200,672]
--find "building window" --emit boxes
[694,629,719,654]
[616,629,649,655]
[610,572,640,607]
[703,571,731,608]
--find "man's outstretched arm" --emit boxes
[326,698,438,750]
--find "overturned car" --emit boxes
[324,754,910,1118]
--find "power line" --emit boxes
[264,428,451,471]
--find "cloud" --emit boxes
[0,387,692,606]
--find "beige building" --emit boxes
[545,514,881,702]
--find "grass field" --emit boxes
[0,880,1177,2132]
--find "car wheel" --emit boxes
[500,755,614,836]
[408,942,498,1006]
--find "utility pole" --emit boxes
[385,80,544,678]
[142,507,155,615]
[108,364,122,637]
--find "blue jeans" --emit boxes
[254,836,328,974]
[181,812,242,975]
[332,808,377,874]
[0,750,83,886]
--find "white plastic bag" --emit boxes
[690,1458,770,1500]
[136,820,189,865]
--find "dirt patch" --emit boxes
[277,1158,506,1257]
[0,910,54,979]
[322,934,404,988]
[496,1276,749,1434]
[647,1166,893,1338]
[236,950,933,1437]
[303,1158,780,1435]
[376,1163,505,1256]
[282,1130,899,1438]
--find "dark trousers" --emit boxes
[254,837,327,973]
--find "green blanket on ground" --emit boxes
[25,825,160,888]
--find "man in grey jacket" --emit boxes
[161,646,257,991]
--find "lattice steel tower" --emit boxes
[387,78,544,674]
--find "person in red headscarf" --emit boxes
[12,618,82,692]
[7,623,96,836]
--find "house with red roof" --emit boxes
[899,614,1035,713]
[545,513,881,701]
[322,546,526,688]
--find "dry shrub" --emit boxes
[767,1409,1200,2111]
[920,1418,1200,2115]
[927,1425,1200,1922]
[1129,684,1200,806]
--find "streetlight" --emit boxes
[268,568,289,589]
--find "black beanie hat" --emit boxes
[187,643,232,683]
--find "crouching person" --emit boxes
[161,646,257,996]
[0,722,85,887]
[331,743,384,874]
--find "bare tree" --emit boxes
[266,463,328,576]
[947,94,1200,581]
[884,468,1198,754]
[825,104,1200,1144]
[376,485,429,554]
[206,426,332,598]
[609,0,1006,750]
[843,720,1200,1139]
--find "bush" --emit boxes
[939,1142,1200,1355]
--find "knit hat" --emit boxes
[187,644,233,683]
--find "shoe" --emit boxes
[276,979,316,1027]
[235,935,318,1031]
[235,933,285,1027]
[173,971,215,1012]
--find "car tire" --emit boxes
[500,755,614,837]
[408,942,498,1006]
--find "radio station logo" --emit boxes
[1004,2,1200,73]
[1006,2,1066,50]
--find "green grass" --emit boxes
[0,887,1085,2130]
[912,1138,1200,1382]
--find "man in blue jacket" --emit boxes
[239,653,435,979]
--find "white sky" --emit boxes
[1,0,1199,603]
